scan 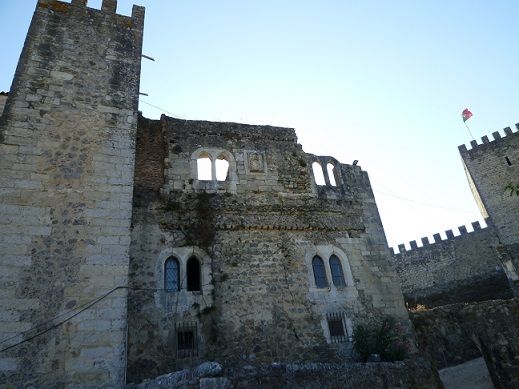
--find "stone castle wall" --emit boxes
[411,298,519,388]
[391,222,513,308]
[126,115,409,383]
[0,0,143,386]
[459,125,519,245]
[127,359,440,389]
[459,126,519,294]
[0,93,7,116]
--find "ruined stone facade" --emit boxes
[126,115,409,383]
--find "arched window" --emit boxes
[329,255,346,287]
[312,162,325,186]
[215,156,229,181]
[164,257,180,292]
[312,255,328,288]
[327,163,337,186]
[187,257,201,291]
[197,156,212,180]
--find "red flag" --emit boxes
[462,108,473,122]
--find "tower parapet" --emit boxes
[458,124,519,153]
[458,122,519,296]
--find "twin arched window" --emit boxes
[164,256,201,292]
[195,151,231,182]
[312,162,338,187]
[312,254,346,288]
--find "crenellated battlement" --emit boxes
[37,0,144,24]
[458,123,519,153]
[391,220,487,255]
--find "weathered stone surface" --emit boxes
[0,0,144,386]
[438,357,494,389]
[126,360,440,389]
[199,377,232,389]
[194,362,224,378]
[460,129,519,295]
[412,298,519,389]
[126,116,410,383]
[0,93,7,117]
[392,225,513,308]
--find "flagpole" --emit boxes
[464,121,475,140]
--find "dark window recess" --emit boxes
[327,312,348,343]
[312,256,328,288]
[329,255,346,287]
[328,320,345,337]
[187,257,201,291]
[176,322,198,358]
[164,257,180,292]
[505,156,512,166]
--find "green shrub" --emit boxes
[353,317,409,362]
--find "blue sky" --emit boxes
[2,0,518,248]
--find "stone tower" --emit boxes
[0,0,144,386]
[459,127,519,293]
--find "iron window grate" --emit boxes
[175,322,198,359]
[326,312,348,344]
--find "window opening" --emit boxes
[505,156,512,166]
[327,163,337,186]
[164,257,180,292]
[312,255,328,288]
[327,312,347,343]
[187,257,201,291]
[176,322,198,358]
[329,255,346,287]
[197,157,212,180]
[215,157,229,181]
[312,162,326,186]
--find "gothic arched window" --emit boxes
[329,254,346,287]
[215,155,230,181]
[187,257,201,291]
[312,255,328,288]
[164,257,180,292]
[312,162,326,186]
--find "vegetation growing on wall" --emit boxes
[353,317,410,362]
[505,183,519,196]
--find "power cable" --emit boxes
[374,189,474,214]
[139,99,185,119]
[370,174,474,214]
[0,286,125,353]
[0,283,216,353]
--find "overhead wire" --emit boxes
[139,98,186,119]
[369,175,473,227]
[0,283,216,354]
